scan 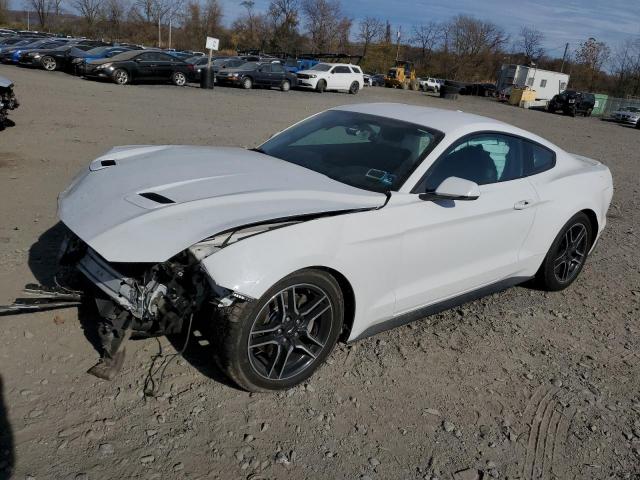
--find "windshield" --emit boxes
[258,110,443,193]
[623,106,640,112]
[310,63,332,72]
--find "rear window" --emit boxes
[351,66,362,74]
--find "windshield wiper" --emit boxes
[250,147,266,154]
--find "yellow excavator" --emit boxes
[384,60,419,90]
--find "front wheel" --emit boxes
[112,68,129,85]
[242,77,253,89]
[41,56,57,71]
[172,71,187,86]
[214,269,344,392]
[316,80,326,93]
[349,81,359,94]
[281,79,291,92]
[535,212,593,291]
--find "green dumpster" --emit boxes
[592,93,608,116]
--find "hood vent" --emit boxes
[101,159,116,167]
[139,192,175,204]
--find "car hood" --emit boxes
[58,145,385,263]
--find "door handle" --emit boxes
[514,199,535,210]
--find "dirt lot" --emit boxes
[0,65,638,480]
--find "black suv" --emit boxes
[547,90,595,117]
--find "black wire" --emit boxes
[142,313,194,398]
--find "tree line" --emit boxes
[1,0,639,97]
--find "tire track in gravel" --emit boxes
[522,386,577,480]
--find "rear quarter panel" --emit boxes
[521,151,613,270]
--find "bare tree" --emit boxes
[301,0,350,51]
[411,21,440,65]
[357,16,383,58]
[518,26,544,62]
[0,0,10,24]
[268,0,299,51]
[101,0,126,38]
[29,0,53,29]
[575,37,611,90]
[442,15,508,79]
[73,0,103,30]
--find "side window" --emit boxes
[351,66,362,74]
[422,134,524,191]
[271,63,284,73]
[526,77,534,86]
[259,64,272,72]
[524,141,555,175]
[540,79,547,88]
[334,66,351,74]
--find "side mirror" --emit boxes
[419,177,480,201]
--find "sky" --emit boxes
[222,0,640,55]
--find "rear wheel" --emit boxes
[316,80,326,93]
[214,269,344,392]
[242,77,253,89]
[585,108,593,117]
[348,81,359,94]
[41,56,57,71]
[401,81,409,90]
[535,212,592,291]
[172,71,187,86]
[112,68,129,85]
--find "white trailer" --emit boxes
[497,64,569,101]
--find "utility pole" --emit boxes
[168,17,172,50]
[27,10,30,30]
[395,27,401,61]
[560,42,569,73]
[158,17,161,48]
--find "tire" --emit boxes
[348,81,359,94]
[585,108,593,117]
[569,106,576,117]
[280,79,290,92]
[213,269,344,392]
[410,80,419,91]
[535,212,593,291]
[401,81,409,90]
[316,80,326,93]
[112,68,129,85]
[242,77,253,89]
[41,56,57,71]
[172,71,187,86]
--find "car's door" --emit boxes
[270,63,286,86]
[329,65,351,89]
[153,52,178,79]
[133,52,158,78]
[394,133,539,315]
[255,64,271,86]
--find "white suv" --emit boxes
[419,77,440,92]
[296,63,364,94]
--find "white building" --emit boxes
[497,64,570,101]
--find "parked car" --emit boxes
[70,46,136,74]
[547,91,595,117]
[1,38,71,64]
[296,62,364,94]
[18,43,99,71]
[0,37,39,56]
[0,29,16,37]
[371,73,385,86]
[0,75,19,130]
[83,50,195,86]
[212,57,246,74]
[216,61,297,91]
[56,104,613,389]
[185,56,211,82]
[419,77,440,92]
[363,74,372,87]
[610,106,640,125]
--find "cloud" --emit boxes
[221,0,640,52]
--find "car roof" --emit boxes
[331,103,555,148]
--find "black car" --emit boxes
[18,43,105,71]
[0,38,71,63]
[216,61,297,91]
[547,90,595,117]
[83,50,195,86]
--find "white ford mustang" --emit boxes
[57,103,613,391]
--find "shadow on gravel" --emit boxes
[27,222,102,355]
[0,375,14,480]
[166,311,241,390]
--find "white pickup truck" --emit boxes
[419,77,441,92]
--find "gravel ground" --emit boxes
[0,65,638,480]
